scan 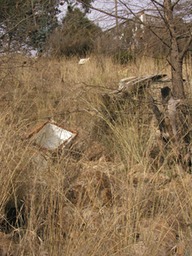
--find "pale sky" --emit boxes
[88,0,151,29]
[88,1,116,29]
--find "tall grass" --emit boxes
[0,54,192,255]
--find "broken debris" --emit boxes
[27,121,77,151]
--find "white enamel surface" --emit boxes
[32,123,75,150]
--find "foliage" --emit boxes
[48,8,101,57]
[0,0,59,52]
[65,0,94,13]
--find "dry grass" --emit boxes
[0,54,192,256]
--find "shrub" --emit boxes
[47,8,101,57]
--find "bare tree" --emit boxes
[154,0,192,99]
[85,0,192,99]
[81,0,192,167]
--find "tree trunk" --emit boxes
[164,0,185,99]
[170,38,185,99]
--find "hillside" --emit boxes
[0,54,192,256]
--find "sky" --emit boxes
[88,1,117,29]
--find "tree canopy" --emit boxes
[0,0,60,52]
[48,7,101,57]
[64,0,93,13]
[0,0,96,53]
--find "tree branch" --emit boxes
[78,0,128,21]
[0,16,32,40]
[79,0,171,52]
[118,0,171,49]
[172,0,182,9]
[151,0,172,35]
[151,0,164,8]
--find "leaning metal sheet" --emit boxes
[32,123,76,150]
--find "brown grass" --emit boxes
[0,54,192,255]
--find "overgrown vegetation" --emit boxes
[48,8,101,57]
[0,0,60,52]
[1,0,192,255]
[0,54,192,255]
[0,0,95,54]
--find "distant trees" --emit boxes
[0,0,60,53]
[48,7,101,57]
[64,0,93,13]
[0,0,99,56]
[96,19,134,64]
